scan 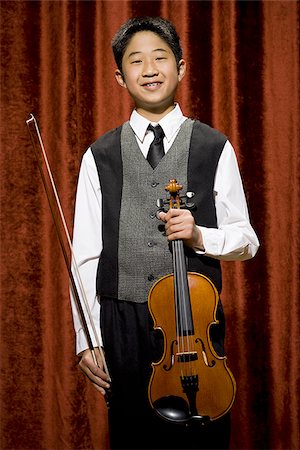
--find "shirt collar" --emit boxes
[130,104,186,143]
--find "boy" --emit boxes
[71,17,259,450]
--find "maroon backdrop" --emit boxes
[0,1,299,449]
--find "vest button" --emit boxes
[148,274,155,281]
[151,182,158,188]
[147,241,154,247]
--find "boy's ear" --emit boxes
[177,59,186,81]
[115,69,127,89]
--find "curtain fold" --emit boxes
[261,2,299,448]
[0,1,299,449]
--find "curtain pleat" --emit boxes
[0,1,299,449]
[261,2,299,448]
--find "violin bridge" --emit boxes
[176,351,198,363]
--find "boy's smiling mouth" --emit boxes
[142,82,162,88]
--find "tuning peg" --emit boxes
[156,198,168,218]
[186,191,195,199]
[184,192,195,210]
[156,198,165,209]
[185,201,195,210]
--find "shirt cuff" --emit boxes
[195,226,225,256]
[75,326,103,356]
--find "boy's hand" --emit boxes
[158,209,204,251]
[78,348,110,396]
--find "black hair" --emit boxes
[112,17,183,71]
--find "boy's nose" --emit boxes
[142,60,159,77]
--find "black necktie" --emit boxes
[147,124,165,169]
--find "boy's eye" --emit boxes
[131,59,142,64]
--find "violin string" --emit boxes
[26,114,110,379]
[178,240,193,377]
[170,194,183,369]
[176,241,184,377]
[172,241,182,369]
[175,239,190,378]
[177,241,184,378]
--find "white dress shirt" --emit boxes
[71,104,259,354]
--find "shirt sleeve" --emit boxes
[70,148,103,354]
[197,141,260,260]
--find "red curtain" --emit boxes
[0,1,299,449]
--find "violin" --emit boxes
[148,179,236,424]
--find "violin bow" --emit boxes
[26,114,111,391]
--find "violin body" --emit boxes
[148,271,236,424]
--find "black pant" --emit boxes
[101,297,230,450]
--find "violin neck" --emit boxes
[172,240,194,336]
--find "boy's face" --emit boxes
[115,31,186,119]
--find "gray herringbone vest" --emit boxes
[118,119,194,302]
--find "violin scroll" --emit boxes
[156,178,195,215]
